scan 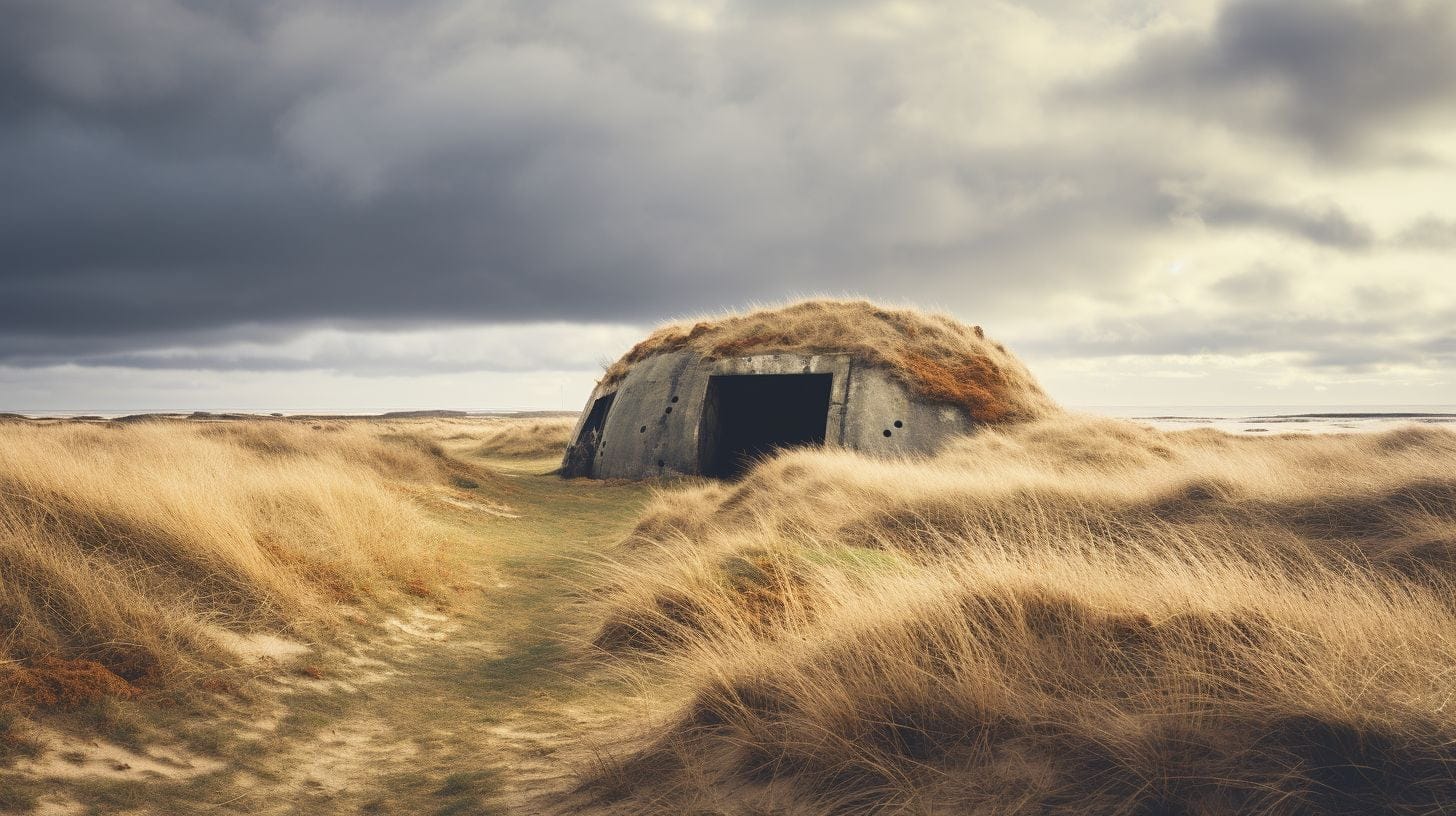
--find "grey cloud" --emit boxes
[1192,196,1375,250]
[0,1,294,155]
[1077,0,1456,157]
[0,319,645,375]
[0,0,1189,360]
[1423,335,1456,355]
[0,0,1448,388]
[1396,216,1456,250]
[1208,267,1293,303]
[1022,307,1456,372]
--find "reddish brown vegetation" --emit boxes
[597,300,1056,423]
[198,676,238,695]
[0,657,139,709]
[900,353,1014,422]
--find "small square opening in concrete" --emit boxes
[699,373,832,479]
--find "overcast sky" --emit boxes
[3,0,1454,412]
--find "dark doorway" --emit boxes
[699,374,832,479]
[563,393,615,477]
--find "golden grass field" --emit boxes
[0,420,485,690]
[0,415,609,814]
[583,416,1456,814]
[1,409,1454,815]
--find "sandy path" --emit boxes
[2,468,653,816]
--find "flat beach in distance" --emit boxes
[16,404,1452,434]
[1092,404,1456,433]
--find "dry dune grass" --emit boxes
[0,419,483,711]
[599,299,1057,422]
[583,416,1456,815]
[473,417,577,459]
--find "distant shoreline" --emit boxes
[1139,412,1456,420]
[4,408,1454,435]
[0,409,581,422]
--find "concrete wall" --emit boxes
[560,351,700,479]
[561,351,975,479]
[841,366,975,457]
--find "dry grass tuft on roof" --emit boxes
[600,300,1057,423]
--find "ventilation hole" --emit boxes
[665,406,673,414]
[670,396,679,403]
[639,425,647,433]
[883,429,893,437]
[657,459,665,468]
[894,420,904,428]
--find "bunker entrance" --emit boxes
[699,374,832,479]
[565,392,615,477]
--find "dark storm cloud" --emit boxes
[0,320,641,374]
[1077,0,1456,156]
[0,0,1449,384]
[0,1,289,153]
[0,0,1179,366]
[0,0,801,350]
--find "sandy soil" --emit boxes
[0,463,653,815]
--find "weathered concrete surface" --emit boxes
[561,351,975,479]
[841,366,975,456]
[594,351,705,479]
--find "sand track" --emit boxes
[1,467,653,815]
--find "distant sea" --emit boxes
[8,408,550,419]
[11,405,1456,434]
[1081,405,1456,434]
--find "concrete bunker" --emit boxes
[563,392,615,477]
[698,373,832,479]
[560,300,1056,480]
